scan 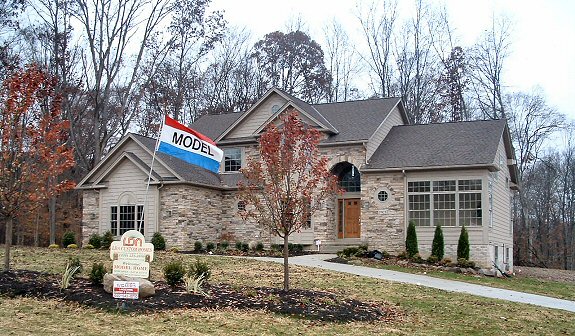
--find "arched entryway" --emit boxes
[331,162,361,239]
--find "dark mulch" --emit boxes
[0,270,401,323]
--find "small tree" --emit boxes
[1,65,75,270]
[239,110,340,291]
[405,220,419,258]
[457,225,470,260]
[431,225,445,260]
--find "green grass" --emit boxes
[348,259,575,301]
[0,246,574,335]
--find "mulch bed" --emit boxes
[0,270,401,323]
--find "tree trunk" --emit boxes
[283,234,289,292]
[49,197,57,245]
[4,217,13,270]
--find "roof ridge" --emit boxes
[392,119,505,128]
[312,96,401,106]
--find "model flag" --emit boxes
[157,115,223,173]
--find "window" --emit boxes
[110,205,144,236]
[237,200,246,211]
[408,179,482,227]
[377,190,389,202]
[224,148,242,172]
[339,166,360,192]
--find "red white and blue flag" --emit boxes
[157,115,223,173]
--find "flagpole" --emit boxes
[139,118,164,233]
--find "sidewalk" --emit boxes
[247,253,575,313]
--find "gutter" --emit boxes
[149,180,237,191]
[361,163,498,173]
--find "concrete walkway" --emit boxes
[247,254,575,313]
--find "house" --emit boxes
[78,88,518,270]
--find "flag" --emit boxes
[157,115,223,173]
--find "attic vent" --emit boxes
[271,104,280,113]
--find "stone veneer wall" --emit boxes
[81,190,100,245]
[159,185,224,249]
[361,172,405,254]
[313,145,367,243]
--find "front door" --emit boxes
[338,198,361,239]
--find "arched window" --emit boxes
[332,162,361,192]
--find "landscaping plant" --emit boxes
[164,260,186,286]
[62,231,76,247]
[457,225,470,260]
[59,260,81,290]
[101,231,114,248]
[88,234,102,249]
[431,225,445,260]
[151,232,166,250]
[405,220,419,258]
[89,262,107,285]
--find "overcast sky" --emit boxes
[210,0,575,121]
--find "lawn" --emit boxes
[345,258,575,301]
[0,246,574,335]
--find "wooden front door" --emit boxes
[338,198,361,239]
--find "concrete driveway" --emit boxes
[247,253,575,313]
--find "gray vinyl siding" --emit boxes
[406,170,490,245]
[226,95,287,139]
[366,106,404,160]
[99,159,158,241]
[88,139,174,184]
[488,137,514,247]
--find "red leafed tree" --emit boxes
[1,65,75,270]
[239,110,340,291]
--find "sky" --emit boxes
[209,0,575,122]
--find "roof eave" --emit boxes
[361,163,498,173]
[150,180,236,191]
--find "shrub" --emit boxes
[397,250,407,259]
[292,244,304,253]
[67,244,78,249]
[101,231,114,249]
[338,247,359,258]
[427,255,439,264]
[59,261,81,290]
[206,242,215,252]
[218,241,229,250]
[235,241,243,251]
[88,234,102,249]
[169,246,180,253]
[151,232,166,250]
[89,263,107,285]
[255,242,264,252]
[188,259,211,282]
[457,226,470,260]
[83,244,94,249]
[431,225,445,260]
[68,257,83,276]
[457,258,476,268]
[62,231,76,247]
[241,242,249,252]
[48,244,59,249]
[163,260,186,286]
[405,220,419,258]
[193,241,203,252]
[441,257,453,265]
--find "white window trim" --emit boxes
[222,147,244,173]
[406,177,484,227]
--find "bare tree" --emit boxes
[323,19,361,102]
[469,17,512,119]
[356,0,398,97]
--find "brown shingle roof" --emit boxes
[365,119,507,170]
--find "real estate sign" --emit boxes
[113,281,139,299]
[110,230,154,278]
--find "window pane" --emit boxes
[433,193,456,226]
[339,166,361,192]
[459,179,482,191]
[459,192,482,226]
[408,181,430,193]
[110,206,118,236]
[433,180,456,192]
[408,194,430,226]
[119,205,135,235]
[224,148,242,172]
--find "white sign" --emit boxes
[110,230,155,278]
[113,281,139,299]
